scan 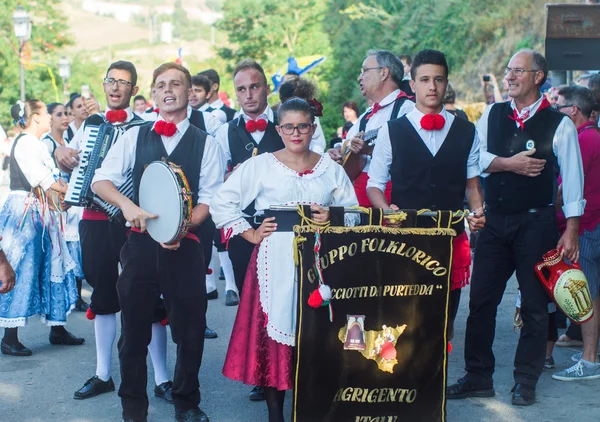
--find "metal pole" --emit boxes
[19,43,25,101]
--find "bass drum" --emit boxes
[139,161,193,244]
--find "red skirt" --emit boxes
[353,172,392,208]
[222,245,294,391]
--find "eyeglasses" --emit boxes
[556,104,575,110]
[280,123,313,135]
[503,67,539,77]
[103,77,133,87]
[360,67,383,75]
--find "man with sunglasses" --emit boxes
[329,50,414,207]
[54,62,173,405]
[447,49,585,406]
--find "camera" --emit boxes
[482,75,491,82]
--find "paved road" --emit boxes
[0,181,599,421]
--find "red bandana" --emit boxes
[246,118,268,133]
[154,120,177,137]
[420,114,445,131]
[366,91,410,119]
[509,97,552,131]
[106,109,128,124]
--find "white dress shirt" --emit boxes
[345,89,415,172]
[199,103,228,125]
[92,118,223,206]
[67,107,137,152]
[367,107,480,192]
[477,97,585,218]
[186,105,223,136]
[12,133,58,191]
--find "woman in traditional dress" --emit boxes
[211,98,358,422]
[0,100,83,357]
[42,103,88,312]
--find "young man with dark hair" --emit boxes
[367,48,485,342]
[191,74,227,124]
[54,61,173,405]
[93,61,223,422]
[133,95,147,115]
[447,49,585,406]
[198,68,237,122]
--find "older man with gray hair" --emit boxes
[329,49,414,207]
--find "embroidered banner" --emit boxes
[293,224,454,422]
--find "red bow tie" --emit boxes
[154,120,177,137]
[246,118,268,133]
[153,108,160,114]
[106,109,128,124]
[366,91,410,119]
[420,114,445,131]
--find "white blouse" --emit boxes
[12,133,58,191]
[210,153,358,346]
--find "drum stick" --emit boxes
[269,205,470,218]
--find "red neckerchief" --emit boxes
[509,97,551,131]
[420,114,446,131]
[366,91,410,119]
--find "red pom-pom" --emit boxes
[245,119,257,133]
[420,114,445,131]
[207,268,213,275]
[308,289,323,308]
[160,318,169,326]
[447,341,453,354]
[86,308,96,320]
[380,341,397,360]
[255,118,268,132]
[164,122,177,137]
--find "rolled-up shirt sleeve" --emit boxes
[467,129,481,179]
[554,117,585,218]
[91,127,139,191]
[366,123,392,192]
[197,136,224,206]
[476,105,496,177]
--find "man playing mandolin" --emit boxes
[329,49,414,207]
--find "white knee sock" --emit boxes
[94,313,117,381]
[206,246,218,293]
[219,251,237,293]
[148,322,169,386]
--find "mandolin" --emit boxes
[340,128,380,181]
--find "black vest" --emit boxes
[389,116,475,234]
[221,105,237,122]
[359,96,412,132]
[485,102,563,214]
[132,123,207,210]
[9,134,33,192]
[189,109,207,133]
[227,116,283,167]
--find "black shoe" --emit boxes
[206,290,218,300]
[511,383,535,406]
[175,408,209,422]
[1,339,32,356]
[154,381,173,404]
[49,329,85,345]
[205,327,218,339]
[225,290,239,306]
[249,386,265,401]
[447,376,495,400]
[75,298,90,312]
[74,376,115,399]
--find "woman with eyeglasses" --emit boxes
[211,98,358,422]
[42,103,89,313]
[0,100,84,357]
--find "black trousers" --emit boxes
[464,207,558,388]
[79,219,127,315]
[198,218,215,274]
[227,225,258,294]
[117,233,207,420]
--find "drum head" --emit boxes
[139,161,184,244]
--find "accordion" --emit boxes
[64,115,142,222]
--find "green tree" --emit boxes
[0,0,73,128]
